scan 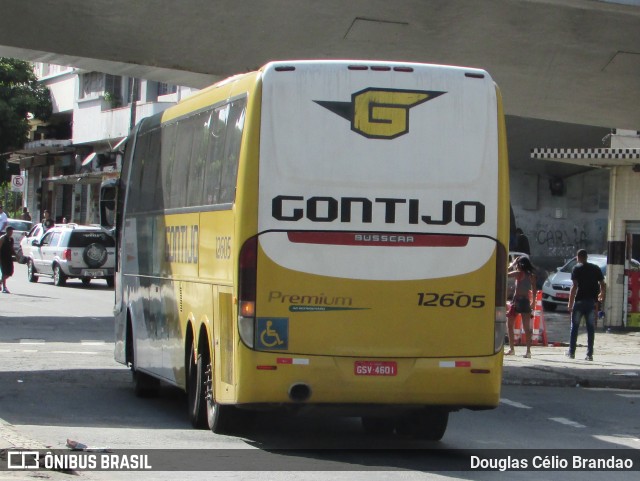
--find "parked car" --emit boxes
[17,223,47,264]
[541,254,640,311]
[25,224,115,287]
[7,219,33,261]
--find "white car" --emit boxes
[7,218,33,261]
[18,223,47,264]
[541,254,640,311]
[25,224,115,287]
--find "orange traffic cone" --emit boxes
[529,291,548,346]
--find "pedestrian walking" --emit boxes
[42,210,55,230]
[0,226,15,293]
[567,249,606,361]
[506,255,537,358]
[21,207,32,221]
[0,204,8,234]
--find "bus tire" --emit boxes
[188,343,208,429]
[204,362,237,434]
[196,345,239,434]
[361,417,395,436]
[398,409,449,441]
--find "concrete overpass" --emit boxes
[1,0,639,131]
[3,0,640,328]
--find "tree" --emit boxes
[0,57,52,182]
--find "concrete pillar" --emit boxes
[606,131,640,328]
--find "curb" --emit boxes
[503,376,640,390]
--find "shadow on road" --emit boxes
[0,316,114,343]
[0,368,190,430]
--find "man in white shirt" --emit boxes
[0,205,8,234]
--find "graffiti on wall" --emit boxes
[533,219,607,258]
[536,227,587,257]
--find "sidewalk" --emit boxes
[502,311,640,389]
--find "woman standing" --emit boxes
[506,256,537,358]
[0,226,15,293]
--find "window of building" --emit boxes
[127,78,141,103]
[105,74,123,104]
[80,72,104,99]
[158,83,177,96]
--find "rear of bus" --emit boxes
[236,61,508,433]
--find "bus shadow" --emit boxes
[0,316,115,343]
[0,368,190,430]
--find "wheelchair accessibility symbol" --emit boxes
[256,318,288,350]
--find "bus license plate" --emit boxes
[354,361,397,376]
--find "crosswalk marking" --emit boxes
[50,351,99,355]
[500,398,532,409]
[549,417,586,428]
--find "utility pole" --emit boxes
[128,78,138,133]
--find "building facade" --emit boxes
[532,130,640,328]
[9,63,196,225]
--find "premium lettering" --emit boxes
[272,195,485,226]
[269,290,353,307]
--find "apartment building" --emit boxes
[8,63,196,225]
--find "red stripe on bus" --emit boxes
[287,232,469,247]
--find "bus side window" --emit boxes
[161,123,178,209]
[128,133,151,214]
[219,98,246,204]
[186,110,212,207]
[171,118,196,209]
[204,104,228,205]
[139,128,161,212]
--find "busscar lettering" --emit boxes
[272,195,485,226]
[354,234,414,244]
[165,225,199,264]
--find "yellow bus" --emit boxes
[114,60,509,440]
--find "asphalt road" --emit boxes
[1,264,639,481]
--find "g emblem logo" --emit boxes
[315,88,445,139]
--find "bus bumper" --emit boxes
[230,351,502,411]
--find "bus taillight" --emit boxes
[494,243,508,353]
[238,236,258,348]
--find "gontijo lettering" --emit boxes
[165,225,199,264]
[272,196,485,226]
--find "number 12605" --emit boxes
[417,292,485,308]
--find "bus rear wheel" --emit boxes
[204,361,235,433]
[396,409,449,441]
[188,343,207,429]
[187,341,237,433]
[361,416,395,436]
